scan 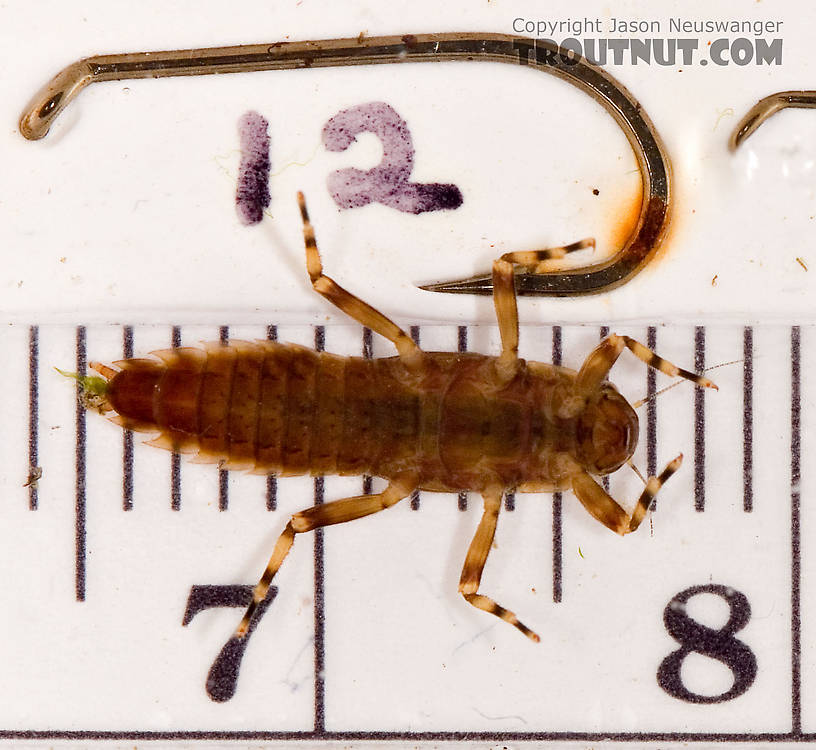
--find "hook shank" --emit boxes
[21,33,671,296]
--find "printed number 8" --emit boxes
[657,584,757,703]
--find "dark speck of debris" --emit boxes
[592,188,600,196]
[23,466,42,489]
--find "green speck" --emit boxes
[578,546,584,559]
[55,367,109,396]
[55,367,110,412]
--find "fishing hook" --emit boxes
[20,32,671,296]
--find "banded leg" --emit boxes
[235,474,417,637]
[491,259,520,383]
[490,241,591,385]
[500,237,594,273]
[571,454,683,535]
[297,192,423,371]
[458,489,540,642]
[576,333,718,395]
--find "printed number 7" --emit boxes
[182,584,277,702]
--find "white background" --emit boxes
[0,0,814,746]
[4,0,816,326]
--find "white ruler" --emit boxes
[0,321,804,743]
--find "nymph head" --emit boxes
[575,384,638,475]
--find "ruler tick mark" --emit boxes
[362,327,373,496]
[458,325,468,512]
[743,327,754,513]
[123,326,134,512]
[410,325,421,511]
[552,326,562,604]
[218,326,230,511]
[646,326,657,480]
[694,326,706,512]
[791,325,801,734]
[75,326,87,602]
[28,325,38,511]
[171,326,182,512]
[312,329,326,736]
[266,325,278,511]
